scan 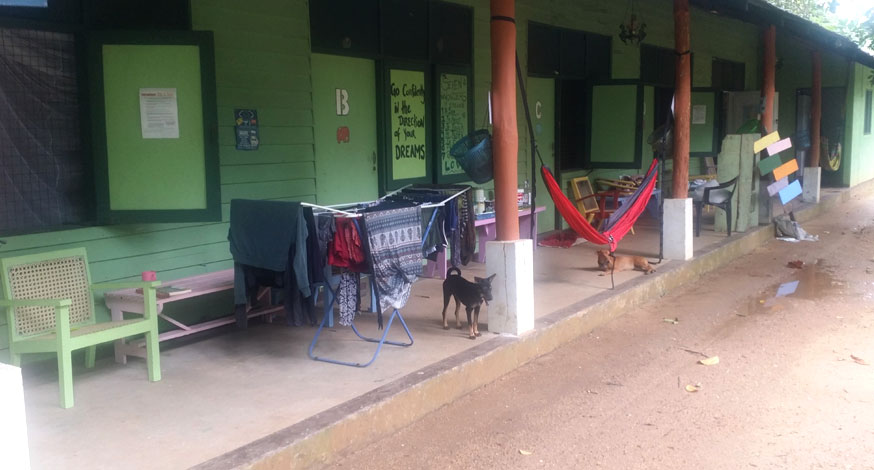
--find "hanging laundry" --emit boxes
[363,206,423,323]
[328,217,368,273]
[457,188,476,265]
[337,270,361,326]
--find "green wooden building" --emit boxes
[1,0,873,361]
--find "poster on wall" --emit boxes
[139,88,179,139]
[440,73,468,176]
[390,69,427,180]
[234,108,260,150]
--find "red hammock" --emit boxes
[540,158,659,252]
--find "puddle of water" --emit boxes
[741,260,845,315]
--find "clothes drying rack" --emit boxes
[304,185,469,367]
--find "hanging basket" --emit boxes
[450,129,494,184]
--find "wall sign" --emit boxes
[139,88,179,139]
[390,69,427,180]
[439,73,468,176]
[234,108,260,150]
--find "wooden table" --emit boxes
[423,206,545,279]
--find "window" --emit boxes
[527,22,610,80]
[865,90,872,135]
[0,3,198,235]
[641,45,675,87]
[528,22,611,170]
[712,58,745,91]
[0,27,90,235]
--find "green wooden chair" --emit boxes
[0,248,162,408]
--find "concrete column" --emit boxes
[663,198,693,260]
[672,0,691,199]
[486,240,534,336]
[803,167,821,203]
[490,0,519,241]
[1,363,31,469]
[762,25,776,133]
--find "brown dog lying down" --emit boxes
[596,249,656,275]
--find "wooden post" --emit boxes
[810,50,822,168]
[762,25,776,133]
[490,0,519,240]
[672,0,691,199]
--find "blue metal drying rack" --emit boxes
[306,186,467,367]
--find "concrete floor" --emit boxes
[23,212,733,470]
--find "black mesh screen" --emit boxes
[0,27,90,235]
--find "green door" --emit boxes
[312,54,379,205]
[527,77,556,233]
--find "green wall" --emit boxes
[847,63,874,187]
[775,31,850,169]
[0,0,315,359]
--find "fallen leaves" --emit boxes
[663,317,679,324]
[787,260,804,269]
[685,383,702,393]
[851,355,869,366]
[519,449,533,455]
[698,356,720,366]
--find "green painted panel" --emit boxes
[590,84,638,165]
[528,77,556,233]
[390,69,428,180]
[218,125,312,146]
[103,45,207,210]
[216,87,312,109]
[690,91,716,154]
[641,85,655,170]
[217,106,312,127]
[89,242,231,281]
[219,144,313,165]
[220,163,315,184]
[220,179,316,203]
[311,54,379,205]
[0,223,230,264]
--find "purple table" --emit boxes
[423,206,545,279]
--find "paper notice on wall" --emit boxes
[691,104,707,124]
[139,88,179,139]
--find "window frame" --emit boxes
[583,79,644,170]
[86,30,221,224]
[379,61,434,192]
[433,63,474,184]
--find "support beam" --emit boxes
[672,0,691,199]
[762,25,776,133]
[810,50,822,168]
[490,0,519,241]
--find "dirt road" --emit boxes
[327,194,874,470]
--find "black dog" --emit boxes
[441,267,496,339]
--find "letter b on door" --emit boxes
[336,89,350,116]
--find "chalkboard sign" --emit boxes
[439,73,469,176]
[390,68,427,180]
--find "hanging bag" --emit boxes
[449,129,493,184]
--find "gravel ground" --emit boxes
[327,193,874,470]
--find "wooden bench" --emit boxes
[104,269,283,364]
